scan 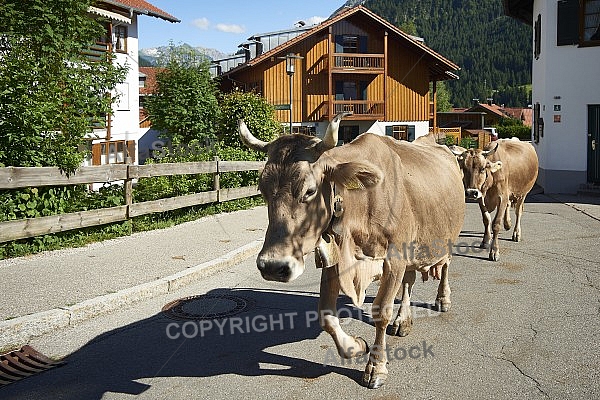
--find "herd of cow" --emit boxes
[238,113,539,389]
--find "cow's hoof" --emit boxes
[479,240,490,249]
[362,362,388,389]
[435,299,451,312]
[489,250,499,261]
[512,232,521,242]
[391,316,412,337]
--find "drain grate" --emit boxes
[162,294,254,321]
[0,345,65,388]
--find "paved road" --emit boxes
[1,193,600,399]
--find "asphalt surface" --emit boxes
[1,192,599,399]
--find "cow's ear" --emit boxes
[487,160,502,173]
[328,162,382,190]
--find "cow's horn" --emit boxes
[238,120,268,152]
[449,145,466,157]
[482,142,498,158]
[318,112,351,152]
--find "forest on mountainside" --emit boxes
[362,0,532,107]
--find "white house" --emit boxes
[86,0,178,166]
[504,0,600,193]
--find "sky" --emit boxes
[138,0,349,55]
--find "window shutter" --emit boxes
[360,81,368,100]
[385,126,393,136]
[534,14,542,59]
[335,81,344,100]
[359,36,368,53]
[126,140,136,164]
[92,143,101,166]
[557,0,580,46]
[334,35,344,53]
[407,125,415,142]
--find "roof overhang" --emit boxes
[222,6,460,82]
[88,6,132,24]
[101,0,180,23]
[503,0,534,25]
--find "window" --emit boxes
[582,0,600,44]
[291,126,316,136]
[92,140,135,165]
[334,35,367,53]
[557,0,600,46]
[335,80,367,100]
[342,35,358,53]
[385,125,415,141]
[113,25,127,53]
[340,126,359,144]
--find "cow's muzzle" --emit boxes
[257,255,304,282]
[465,188,482,200]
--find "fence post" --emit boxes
[125,164,133,220]
[213,156,220,202]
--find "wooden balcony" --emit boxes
[331,53,384,74]
[332,100,385,119]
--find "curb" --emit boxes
[0,239,263,351]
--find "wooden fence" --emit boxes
[0,159,265,243]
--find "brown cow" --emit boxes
[450,139,538,261]
[239,113,465,389]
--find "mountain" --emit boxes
[350,0,532,107]
[139,44,230,67]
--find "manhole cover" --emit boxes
[161,294,254,320]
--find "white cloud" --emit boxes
[192,17,210,30]
[215,23,245,34]
[304,16,326,26]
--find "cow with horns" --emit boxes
[239,113,465,388]
[450,139,539,261]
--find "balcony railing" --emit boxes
[332,100,385,119]
[332,53,384,72]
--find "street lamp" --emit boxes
[279,53,304,134]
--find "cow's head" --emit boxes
[239,113,381,282]
[450,144,502,200]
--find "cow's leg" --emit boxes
[391,269,416,337]
[503,201,512,230]
[489,195,508,261]
[435,258,451,312]
[478,198,492,249]
[318,266,369,359]
[512,197,525,242]
[363,259,405,389]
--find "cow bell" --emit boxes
[333,195,344,218]
[315,232,340,268]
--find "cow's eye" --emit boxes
[302,186,317,202]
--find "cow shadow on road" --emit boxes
[1,288,367,400]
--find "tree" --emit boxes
[434,81,453,112]
[0,0,127,171]
[145,44,220,147]
[217,90,281,149]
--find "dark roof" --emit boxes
[101,0,180,23]
[503,0,534,25]
[223,5,460,81]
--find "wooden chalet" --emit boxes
[217,5,460,142]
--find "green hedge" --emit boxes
[497,125,532,141]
